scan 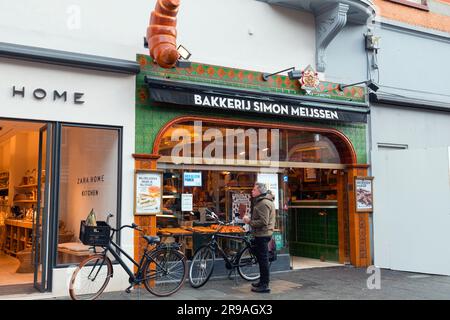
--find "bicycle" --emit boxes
[188,209,260,288]
[69,214,187,300]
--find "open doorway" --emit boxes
[286,167,345,270]
[0,119,49,293]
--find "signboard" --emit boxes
[181,193,193,212]
[134,170,162,215]
[183,172,202,187]
[257,173,279,210]
[231,192,252,221]
[355,176,374,212]
[146,79,368,123]
[273,231,283,250]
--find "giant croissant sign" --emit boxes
[147,0,180,68]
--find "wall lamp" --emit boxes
[262,67,302,81]
[338,80,379,92]
[176,44,192,68]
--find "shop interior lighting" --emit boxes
[262,67,302,81]
[338,80,379,92]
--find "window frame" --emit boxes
[386,0,430,11]
[53,122,123,268]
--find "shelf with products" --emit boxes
[3,218,33,256]
[0,172,10,196]
[15,184,38,189]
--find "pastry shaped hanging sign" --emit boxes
[147,0,181,68]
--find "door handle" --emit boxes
[318,211,327,216]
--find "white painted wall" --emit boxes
[0,58,135,296]
[0,0,316,73]
[371,105,450,275]
[372,147,450,275]
[371,105,450,150]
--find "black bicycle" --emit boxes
[188,210,260,288]
[69,214,187,300]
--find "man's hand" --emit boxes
[243,216,251,224]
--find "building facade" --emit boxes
[0,0,380,297]
[368,0,450,276]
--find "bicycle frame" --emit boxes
[207,232,253,268]
[95,236,170,285]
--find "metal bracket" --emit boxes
[315,2,349,72]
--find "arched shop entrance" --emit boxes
[133,116,371,269]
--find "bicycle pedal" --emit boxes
[125,286,134,294]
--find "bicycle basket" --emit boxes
[79,221,111,246]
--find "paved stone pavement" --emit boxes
[52,266,450,300]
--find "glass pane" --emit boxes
[57,126,119,265]
[158,121,345,165]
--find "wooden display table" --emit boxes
[4,219,33,256]
[57,242,94,264]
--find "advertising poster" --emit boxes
[355,177,374,212]
[135,171,162,215]
[257,173,279,210]
[183,172,202,187]
[181,193,193,212]
[231,192,252,221]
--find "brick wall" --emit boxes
[374,0,450,33]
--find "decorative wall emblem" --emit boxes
[300,65,320,94]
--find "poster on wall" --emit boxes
[183,172,202,187]
[231,192,252,221]
[257,173,279,210]
[355,176,374,212]
[135,170,162,215]
[181,193,193,212]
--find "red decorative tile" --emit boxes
[139,56,147,67]
[207,67,215,77]
[228,70,235,79]
[284,78,291,87]
[138,89,148,102]
[218,68,226,78]
[276,76,283,87]
[238,71,244,81]
[196,65,205,75]
[247,73,254,82]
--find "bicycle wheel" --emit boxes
[189,245,215,288]
[143,248,187,297]
[69,254,113,300]
[237,245,260,281]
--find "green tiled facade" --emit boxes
[135,55,367,164]
[289,208,339,261]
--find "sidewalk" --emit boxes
[51,266,450,300]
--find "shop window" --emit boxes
[158,121,345,166]
[56,125,120,265]
[386,0,429,11]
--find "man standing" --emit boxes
[243,182,276,293]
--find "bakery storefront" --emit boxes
[134,55,373,271]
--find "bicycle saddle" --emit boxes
[143,235,161,244]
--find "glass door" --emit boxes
[33,124,53,292]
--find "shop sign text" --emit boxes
[12,86,85,104]
[194,94,338,120]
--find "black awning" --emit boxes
[145,77,368,123]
